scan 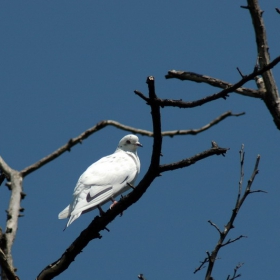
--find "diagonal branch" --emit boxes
[193,146,265,280]
[19,120,144,177]
[159,144,228,173]
[165,70,263,98]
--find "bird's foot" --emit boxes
[109,200,118,209]
[127,182,135,190]
[110,199,123,217]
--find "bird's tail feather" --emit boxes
[66,213,81,228]
[58,205,70,219]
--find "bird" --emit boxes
[58,134,142,228]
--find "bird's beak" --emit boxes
[136,141,143,147]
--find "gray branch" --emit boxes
[0,157,22,280]
[165,70,263,98]
[246,0,280,128]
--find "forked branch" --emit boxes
[194,145,265,280]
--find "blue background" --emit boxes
[1,1,280,279]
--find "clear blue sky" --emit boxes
[1,1,280,279]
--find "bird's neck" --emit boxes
[115,148,137,155]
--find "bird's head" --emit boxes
[117,134,143,153]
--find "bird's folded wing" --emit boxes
[73,153,137,195]
[71,185,114,216]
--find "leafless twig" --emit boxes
[194,145,265,280]
[227,262,244,280]
[138,273,146,280]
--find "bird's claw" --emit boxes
[110,200,123,216]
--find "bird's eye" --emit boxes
[126,140,131,144]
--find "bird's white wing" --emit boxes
[74,152,137,192]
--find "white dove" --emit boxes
[58,134,142,228]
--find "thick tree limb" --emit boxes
[36,76,163,280]
[246,0,280,129]
[0,157,23,279]
[0,249,19,280]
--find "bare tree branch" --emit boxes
[193,146,265,280]
[0,157,23,279]
[194,257,208,274]
[227,262,244,280]
[0,248,19,280]
[139,56,280,109]
[159,144,228,173]
[246,0,280,129]
[221,235,247,247]
[208,220,222,235]
[165,70,262,98]
[20,111,240,178]
[161,112,245,136]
